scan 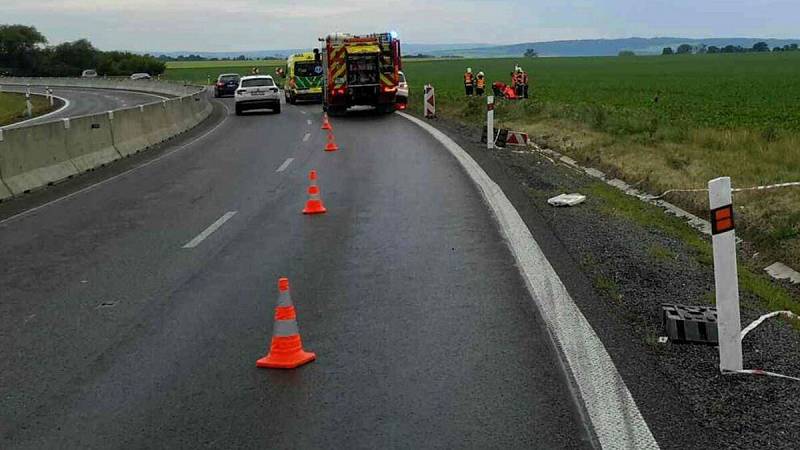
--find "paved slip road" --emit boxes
[0,85,170,129]
[0,95,593,448]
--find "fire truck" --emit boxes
[317,32,402,115]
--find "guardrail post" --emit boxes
[709,176,743,372]
[487,95,495,150]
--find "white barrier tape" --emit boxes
[741,310,800,341]
[651,181,800,199]
[733,181,800,193]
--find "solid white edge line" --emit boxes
[182,211,237,248]
[276,157,294,173]
[398,112,659,450]
[0,102,229,227]
[0,91,71,130]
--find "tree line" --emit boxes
[0,24,166,77]
[662,42,800,55]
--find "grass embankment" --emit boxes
[0,92,54,126]
[163,60,286,84]
[403,53,800,271]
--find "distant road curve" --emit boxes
[0,85,172,129]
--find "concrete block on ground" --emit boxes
[662,304,719,344]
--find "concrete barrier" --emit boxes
[0,77,211,197]
[0,120,78,194]
[64,114,121,172]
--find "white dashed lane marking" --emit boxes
[276,158,294,173]
[182,211,237,249]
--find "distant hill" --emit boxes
[150,38,800,60]
[428,37,800,57]
[150,43,492,60]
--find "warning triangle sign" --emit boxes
[506,133,519,145]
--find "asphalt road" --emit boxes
[0,85,170,129]
[0,97,593,448]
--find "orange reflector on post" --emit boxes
[711,204,735,235]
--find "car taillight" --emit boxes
[217,82,224,87]
[237,89,246,95]
[395,103,407,110]
[271,88,278,92]
[334,88,345,96]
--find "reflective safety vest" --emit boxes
[476,77,486,89]
[464,72,473,85]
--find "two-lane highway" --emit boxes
[0,96,593,448]
[0,85,170,129]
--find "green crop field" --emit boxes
[402,53,800,131]
[164,60,286,83]
[0,92,54,126]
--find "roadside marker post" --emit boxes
[424,84,435,119]
[709,176,743,373]
[487,96,495,150]
[25,89,32,118]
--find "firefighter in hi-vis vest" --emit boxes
[514,67,524,98]
[521,69,529,98]
[464,68,474,96]
[475,71,486,96]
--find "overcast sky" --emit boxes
[1,0,798,52]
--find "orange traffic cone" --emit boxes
[321,113,332,131]
[256,277,316,369]
[309,170,318,186]
[302,179,327,214]
[324,132,339,152]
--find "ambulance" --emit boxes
[284,52,324,104]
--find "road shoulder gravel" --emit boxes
[413,114,800,450]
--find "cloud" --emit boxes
[0,0,798,51]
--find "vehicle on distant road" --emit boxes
[320,31,402,115]
[396,70,408,109]
[284,52,323,104]
[215,73,241,98]
[130,73,152,80]
[81,69,98,78]
[235,75,281,115]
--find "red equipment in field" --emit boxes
[492,81,518,100]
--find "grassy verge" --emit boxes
[0,92,55,126]
[404,54,800,270]
[587,181,799,314]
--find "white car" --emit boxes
[396,71,409,107]
[130,73,151,80]
[235,75,281,115]
[81,69,98,78]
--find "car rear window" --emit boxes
[242,78,274,87]
[220,75,239,82]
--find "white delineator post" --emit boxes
[487,95,495,150]
[25,87,32,118]
[709,176,743,372]
[424,84,435,119]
